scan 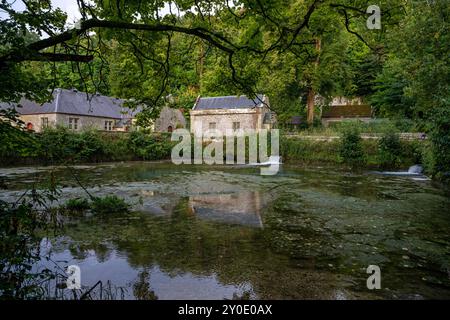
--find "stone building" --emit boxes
[190,94,276,136]
[0,88,139,132]
[319,96,373,126]
[154,106,186,132]
[188,192,264,228]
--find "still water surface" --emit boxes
[1,162,449,299]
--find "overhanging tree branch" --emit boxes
[339,8,376,51]
[1,18,236,64]
[7,52,94,62]
[1,0,322,65]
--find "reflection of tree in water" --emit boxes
[58,198,354,299]
[133,269,158,300]
[68,242,112,263]
[0,192,64,299]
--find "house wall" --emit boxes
[315,96,365,106]
[20,114,58,132]
[154,106,186,132]
[57,114,120,131]
[190,107,267,137]
[20,113,121,132]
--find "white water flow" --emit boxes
[250,156,282,166]
[377,165,428,180]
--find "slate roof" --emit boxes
[193,95,265,110]
[0,89,139,119]
[322,105,372,118]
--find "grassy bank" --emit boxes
[281,120,425,171]
[0,126,426,172]
[282,118,422,136]
[281,136,423,169]
[0,127,176,166]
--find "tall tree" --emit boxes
[370,0,450,179]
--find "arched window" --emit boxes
[26,123,34,131]
[167,126,173,133]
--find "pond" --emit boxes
[1,162,449,299]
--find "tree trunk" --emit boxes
[306,38,321,125]
[198,40,205,86]
[307,88,315,124]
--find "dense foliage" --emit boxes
[0,186,61,299]
[377,131,403,169]
[90,196,130,215]
[0,0,448,179]
[338,125,366,167]
[369,0,450,179]
[0,127,175,165]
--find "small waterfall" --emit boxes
[374,164,428,180]
[268,156,282,164]
[249,156,282,166]
[408,165,423,175]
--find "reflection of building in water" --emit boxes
[188,192,263,228]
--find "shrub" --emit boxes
[0,108,39,164]
[102,134,134,161]
[421,141,433,172]
[378,131,403,168]
[0,190,62,299]
[64,198,90,213]
[339,126,366,167]
[392,118,417,132]
[281,136,340,163]
[38,127,106,162]
[74,130,106,161]
[128,131,173,160]
[331,119,411,135]
[38,126,75,161]
[90,195,130,214]
[428,109,450,182]
[38,128,176,163]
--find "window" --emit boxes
[209,122,216,130]
[104,120,113,131]
[232,122,240,131]
[68,118,79,130]
[41,117,49,129]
